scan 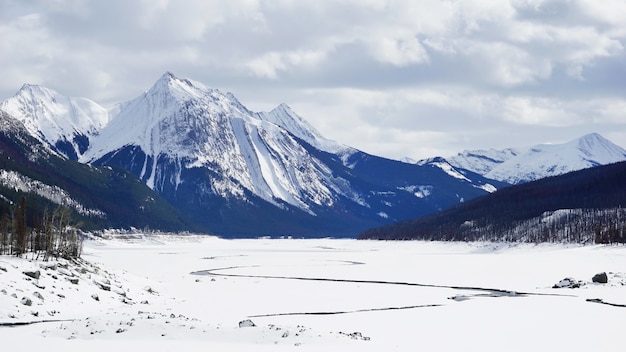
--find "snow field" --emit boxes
[1,236,625,351]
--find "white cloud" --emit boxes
[502,97,573,126]
[578,0,626,28]
[246,49,327,78]
[368,35,430,66]
[1,0,626,160]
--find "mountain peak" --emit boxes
[256,103,346,154]
[571,132,626,161]
[18,83,40,92]
[575,132,612,148]
[15,83,57,102]
[581,132,603,139]
[152,71,188,91]
[162,71,176,80]
[274,102,294,113]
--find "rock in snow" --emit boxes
[592,272,608,284]
[238,319,256,328]
[22,270,40,280]
[20,296,33,306]
[553,277,582,289]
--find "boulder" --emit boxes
[553,277,581,288]
[94,278,111,291]
[20,297,32,306]
[23,270,40,280]
[95,281,111,291]
[592,272,608,284]
[238,319,256,328]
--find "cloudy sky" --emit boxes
[1,0,625,160]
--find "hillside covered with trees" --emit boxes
[358,161,626,244]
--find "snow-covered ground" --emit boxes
[1,235,625,351]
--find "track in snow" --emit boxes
[191,265,573,297]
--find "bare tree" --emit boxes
[13,197,27,257]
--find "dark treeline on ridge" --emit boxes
[358,161,626,243]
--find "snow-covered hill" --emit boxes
[0,84,109,160]
[446,133,626,184]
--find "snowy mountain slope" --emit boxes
[417,157,498,193]
[0,84,109,160]
[446,148,522,176]
[446,133,626,184]
[255,103,350,155]
[0,110,195,232]
[0,169,105,218]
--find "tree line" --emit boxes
[359,205,626,244]
[0,196,82,260]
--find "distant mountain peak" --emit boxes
[18,83,45,94]
[0,84,109,160]
[256,102,347,155]
[445,133,626,184]
[146,71,200,103]
[574,132,617,157]
[157,71,196,88]
[162,70,176,79]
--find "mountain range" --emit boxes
[1,72,625,237]
[0,72,501,237]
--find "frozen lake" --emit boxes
[2,235,625,351]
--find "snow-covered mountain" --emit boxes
[446,133,626,184]
[81,72,357,213]
[0,84,109,160]
[1,72,502,236]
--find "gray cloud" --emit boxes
[1,0,625,160]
